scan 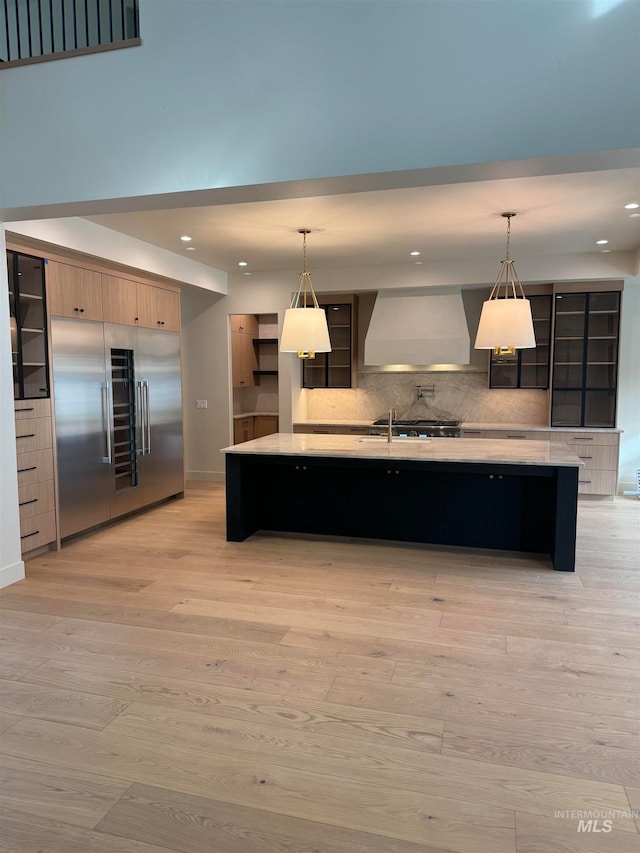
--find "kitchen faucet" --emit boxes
[388,408,396,443]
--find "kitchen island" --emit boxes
[222,434,584,571]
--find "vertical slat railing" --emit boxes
[2,0,138,62]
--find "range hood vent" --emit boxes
[364,289,470,366]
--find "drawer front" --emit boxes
[488,430,550,441]
[14,399,51,420]
[553,432,619,447]
[573,445,618,471]
[18,480,55,521]
[17,449,54,487]
[19,510,56,552]
[461,429,485,438]
[15,417,52,454]
[578,470,617,495]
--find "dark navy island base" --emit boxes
[225,453,579,572]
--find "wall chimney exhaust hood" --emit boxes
[364,288,470,366]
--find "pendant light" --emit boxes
[280,229,332,359]
[475,212,536,355]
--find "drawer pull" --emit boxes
[578,456,593,460]
[20,530,40,539]
[19,498,38,507]
[507,435,526,439]
[16,407,35,412]
[17,466,37,473]
[579,479,592,484]
[572,437,593,441]
[16,433,36,439]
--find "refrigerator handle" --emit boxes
[101,381,112,464]
[136,380,145,455]
[144,380,151,455]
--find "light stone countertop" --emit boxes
[292,419,374,427]
[462,423,623,433]
[222,434,584,468]
[233,412,279,419]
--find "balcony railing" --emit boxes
[1,0,139,65]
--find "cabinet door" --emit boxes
[233,417,254,444]
[136,284,181,331]
[551,291,621,428]
[46,261,103,320]
[230,315,258,336]
[102,275,139,325]
[231,331,257,387]
[254,415,278,438]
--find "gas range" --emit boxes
[370,418,461,438]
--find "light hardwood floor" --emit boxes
[0,483,638,853]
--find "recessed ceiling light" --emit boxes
[414,261,424,265]
[596,239,608,245]
[410,251,421,256]
[629,212,640,218]
[186,246,196,251]
[600,249,611,253]
[180,235,192,242]
[238,261,248,267]
[243,271,252,276]
[624,202,639,209]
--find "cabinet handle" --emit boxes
[489,474,494,479]
[19,498,38,507]
[579,479,592,484]
[498,474,503,479]
[17,466,37,473]
[15,407,35,412]
[572,437,593,441]
[79,308,85,313]
[17,433,36,439]
[20,530,40,539]
[578,456,593,460]
[507,435,526,439]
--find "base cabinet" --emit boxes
[464,426,620,497]
[14,399,57,556]
[234,415,279,444]
[226,454,578,571]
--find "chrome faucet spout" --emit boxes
[387,408,396,443]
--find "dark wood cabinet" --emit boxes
[551,291,620,427]
[302,300,354,389]
[489,294,551,389]
[7,250,50,400]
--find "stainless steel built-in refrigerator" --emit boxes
[51,318,184,539]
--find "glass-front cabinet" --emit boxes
[7,250,50,399]
[551,291,620,427]
[302,301,353,389]
[489,294,552,389]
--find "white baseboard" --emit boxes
[0,560,25,589]
[185,470,225,482]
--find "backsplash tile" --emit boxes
[305,372,548,424]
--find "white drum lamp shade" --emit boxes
[280,307,331,356]
[475,297,535,350]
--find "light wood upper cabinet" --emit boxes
[231,329,257,387]
[136,283,181,331]
[230,315,258,336]
[46,261,103,320]
[102,275,139,325]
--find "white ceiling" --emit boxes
[86,167,640,274]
